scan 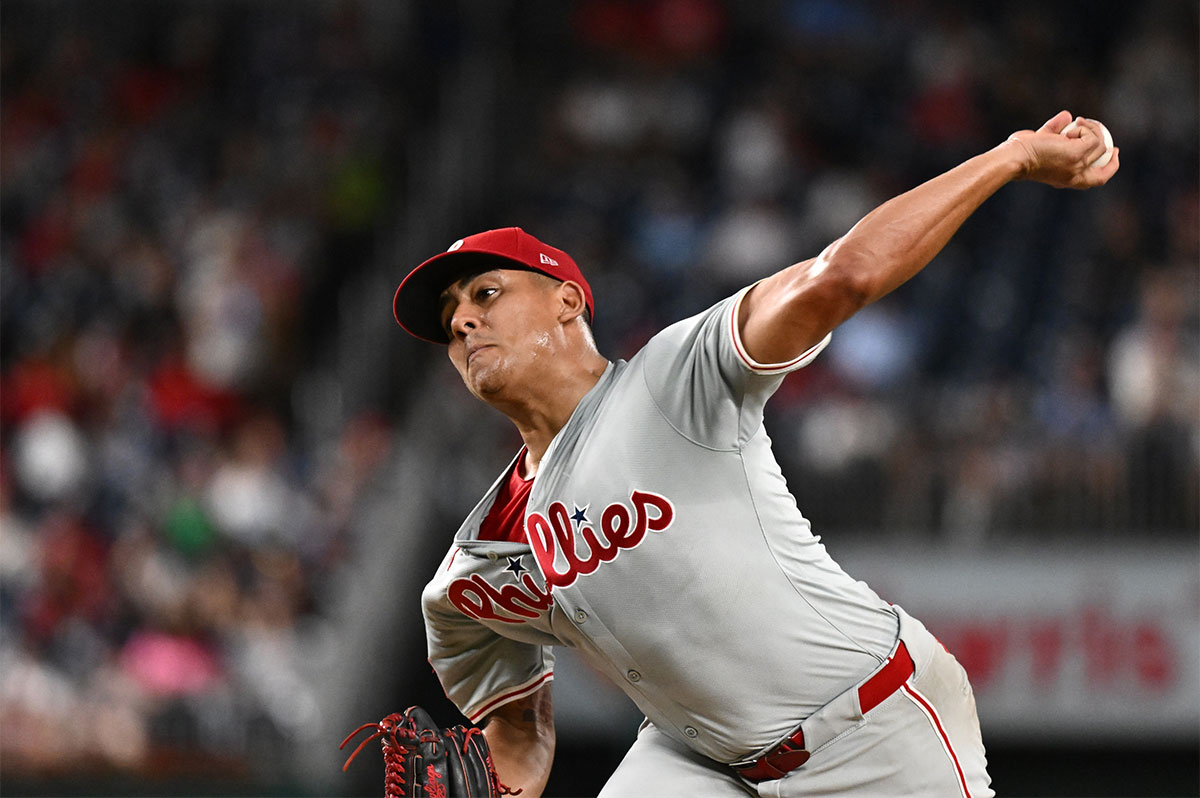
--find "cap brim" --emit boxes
[393,251,531,344]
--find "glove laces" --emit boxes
[340,713,413,798]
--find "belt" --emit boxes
[734,640,915,784]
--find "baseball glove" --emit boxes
[340,705,520,798]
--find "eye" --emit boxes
[475,286,497,302]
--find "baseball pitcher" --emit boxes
[349,113,1118,797]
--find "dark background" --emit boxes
[1,1,1196,796]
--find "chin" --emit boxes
[467,363,508,400]
[471,380,504,400]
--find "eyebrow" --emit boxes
[437,275,473,316]
[437,269,502,318]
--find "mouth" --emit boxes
[466,344,495,364]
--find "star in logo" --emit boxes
[570,505,589,525]
[504,555,528,578]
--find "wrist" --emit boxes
[996,136,1033,181]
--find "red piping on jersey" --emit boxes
[467,670,554,724]
[729,288,825,374]
[901,682,972,798]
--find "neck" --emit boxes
[498,352,608,478]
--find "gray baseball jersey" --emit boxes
[422,285,901,765]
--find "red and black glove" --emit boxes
[341,706,520,798]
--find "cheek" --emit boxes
[506,304,557,347]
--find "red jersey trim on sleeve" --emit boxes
[729,284,832,374]
[466,670,554,723]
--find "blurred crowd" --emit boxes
[1,1,409,785]
[0,0,1197,791]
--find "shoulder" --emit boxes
[634,292,743,362]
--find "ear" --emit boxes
[555,280,588,324]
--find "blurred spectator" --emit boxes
[1109,267,1200,530]
[1,0,405,786]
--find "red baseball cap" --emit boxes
[393,227,594,344]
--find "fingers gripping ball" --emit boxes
[1061,118,1114,168]
[341,706,521,798]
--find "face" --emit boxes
[439,269,566,401]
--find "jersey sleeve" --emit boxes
[639,285,831,449]
[421,547,556,724]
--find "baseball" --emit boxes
[1062,118,1114,168]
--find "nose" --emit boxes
[448,303,480,340]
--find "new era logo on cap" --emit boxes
[539,252,559,266]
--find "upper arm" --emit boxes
[737,244,869,365]
[422,551,557,724]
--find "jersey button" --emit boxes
[684,726,698,738]
[487,552,498,561]
[573,609,588,623]
[626,670,641,683]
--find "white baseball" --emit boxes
[1061,118,1114,168]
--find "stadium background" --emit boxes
[1,1,1196,796]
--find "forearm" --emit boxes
[739,139,1029,363]
[482,687,555,797]
[829,111,1117,308]
[829,139,1026,304]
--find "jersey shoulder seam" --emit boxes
[637,355,742,453]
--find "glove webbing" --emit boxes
[340,713,523,797]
